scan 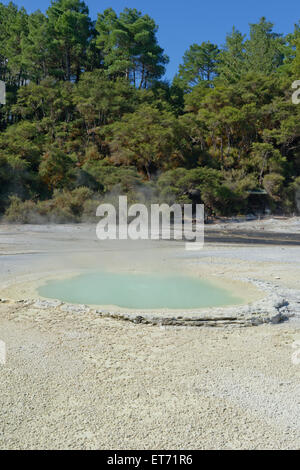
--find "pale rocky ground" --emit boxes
[0,222,300,449]
[207,215,300,233]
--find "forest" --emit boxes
[1,0,300,222]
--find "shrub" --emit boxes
[263,173,285,201]
[4,196,41,223]
[4,188,97,223]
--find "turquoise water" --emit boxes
[39,271,242,310]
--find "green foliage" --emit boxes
[108,104,184,178]
[73,70,136,128]
[263,173,285,201]
[81,159,146,196]
[217,27,246,83]
[1,3,300,219]
[157,167,246,215]
[47,0,92,81]
[39,147,75,190]
[4,187,96,223]
[174,41,219,91]
[4,196,39,223]
[244,17,284,74]
[95,7,169,88]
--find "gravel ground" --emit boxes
[0,222,300,449]
[1,303,300,450]
[207,216,300,233]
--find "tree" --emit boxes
[217,27,246,83]
[47,0,92,81]
[73,70,136,131]
[1,3,300,218]
[108,104,181,178]
[96,8,169,88]
[249,143,286,186]
[244,17,284,74]
[21,11,52,82]
[174,41,219,91]
[0,2,28,86]
[39,147,74,190]
[289,22,300,77]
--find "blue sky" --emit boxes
[7,0,300,80]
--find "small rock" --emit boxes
[270,313,282,324]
